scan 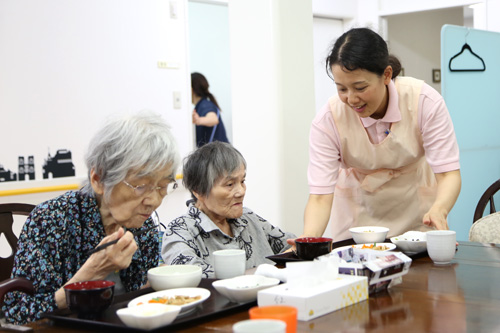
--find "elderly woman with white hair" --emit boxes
[161,141,295,278]
[2,111,180,324]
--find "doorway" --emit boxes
[188,0,233,144]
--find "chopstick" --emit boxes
[86,225,158,256]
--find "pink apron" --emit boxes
[330,77,436,241]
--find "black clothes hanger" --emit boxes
[448,30,486,72]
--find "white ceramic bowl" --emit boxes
[117,303,181,330]
[148,265,202,291]
[212,275,280,303]
[349,226,389,244]
[390,231,427,254]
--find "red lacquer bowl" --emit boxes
[64,280,115,318]
[295,237,333,260]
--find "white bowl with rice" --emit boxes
[349,226,389,244]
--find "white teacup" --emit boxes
[233,319,286,333]
[213,249,246,279]
[426,230,456,265]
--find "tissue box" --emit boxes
[334,249,412,294]
[257,275,368,321]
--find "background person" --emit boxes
[161,141,295,278]
[191,72,229,147]
[302,27,461,241]
[2,111,180,324]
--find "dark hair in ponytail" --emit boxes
[388,55,402,78]
[326,28,402,79]
[191,72,221,110]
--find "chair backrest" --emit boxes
[469,212,500,243]
[0,203,35,282]
[473,179,500,223]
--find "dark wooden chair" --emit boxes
[0,203,36,308]
[473,179,500,223]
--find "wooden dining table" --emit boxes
[23,241,500,332]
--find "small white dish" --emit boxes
[334,242,397,253]
[349,226,389,244]
[212,275,280,303]
[128,287,210,314]
[117,303,181,330]
[391,231,427,254]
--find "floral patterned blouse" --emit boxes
[161,203,295,278]
[2,190,159,325]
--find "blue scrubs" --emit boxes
[194,98,229,147]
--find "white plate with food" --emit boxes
[333,242,397,253]
[390,231,427,255]
[128,287,210,315]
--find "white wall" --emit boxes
[375,0,500,34]
[312,0,356,19]
[229,0,315,236]
[312,17,343,113]
[355,0,381,32]
[486,0,500,32]
[0,0,191,187]
[0,1,192,254]
[379,0,481,16]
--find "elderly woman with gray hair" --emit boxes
[3,111,180,324]
[161,141,295,278]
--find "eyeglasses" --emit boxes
[123,179,178,197]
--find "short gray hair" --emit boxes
[183,142,246,201]
[81,111,180,199]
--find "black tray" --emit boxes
[266,239,358,265]
[266,239,428,265]
[44,279,255,332]
[266,251,304,265]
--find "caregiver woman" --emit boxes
[303,28,461,241]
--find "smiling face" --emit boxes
[195,164,246,225]
[92,164,174,233]
[331,64,392,119]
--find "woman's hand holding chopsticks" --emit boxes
[83,228,138,279]
[54,228,138,309]
[76,228,138,280]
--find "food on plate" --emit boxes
[393,236,423,242]
[353,243,391,251]
[137,295,202,306]
[372,244,391,251]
